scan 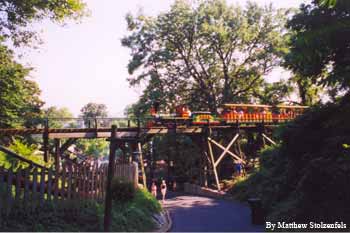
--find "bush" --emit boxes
[0,200,102,231]
[0,189,162,232]
[0,138,50,169]
[110,177,136,203]
[109,188,161,232]
[230,94,350,224]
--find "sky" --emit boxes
[18,0,310,117]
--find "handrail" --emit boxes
[0,145,47,170]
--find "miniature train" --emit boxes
[148,102,309,126]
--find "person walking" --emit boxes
[151,181,157,198]
[160,180,167,203]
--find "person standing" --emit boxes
[160,180,167,203]
[151,181,157,198]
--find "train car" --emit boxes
[221,104,273,123]
[147,102,309,127]
[274,105,309,122]
[191,111,220,125]
[221,103,309,124]
[149,104,192,127]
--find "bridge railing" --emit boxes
[0,117,148,129]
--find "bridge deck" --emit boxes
[0,124,277,139]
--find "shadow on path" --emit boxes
[162,192,264,232]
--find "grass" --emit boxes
[0,188,162,232]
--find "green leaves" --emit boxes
[319,0,337,7]
[284,0,350,96]
[0,0,87,46]
[0,44,43,128]
[122,0,289,114]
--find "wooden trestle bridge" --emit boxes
[0,118,279,192]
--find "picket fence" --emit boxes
[0,161,138,211]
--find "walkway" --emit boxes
[163,193,264,232]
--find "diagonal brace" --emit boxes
[262,133,277,146]
[208,135,246,165]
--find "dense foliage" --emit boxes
[285,0,350,101]
[230,94,350,223]
[75,138,109,158]
[80,102,108,127]
[0,0,87,46]
[0,138,48,169]
[111,177,136,203]
[123,0,291,115]
[0,189,161,232]
[0,44,43,128]
[44,106,74,128]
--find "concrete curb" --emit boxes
[155,209,172,232]
[183,183,243,203]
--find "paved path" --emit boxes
[162,193,264,232]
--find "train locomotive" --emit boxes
[148,102,308,127]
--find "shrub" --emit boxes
[109,188,161,232]
[110,177,136,203]
[0,188,161,231]
[230,94,350,224]
[0,138,50,169]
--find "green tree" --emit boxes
[0,0,87,128]
[75,139,109,158]
[284,0,350,100]
[44,106,74,128]
[0,0,87,46]
[252,80,294,105]
[80,102,108,127]
[0,44,43,128]
[122,0,289,113]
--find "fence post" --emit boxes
[32,168,38,209]
[47,168,52,201]
[6,167,14,214]
[15,167,22,202]
[67,164,72,200]
[0,167,4,210]
[104,125,118,232]
[43,118,49,162]
[23,167,30,207]
[39,168,45,206]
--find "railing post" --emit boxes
[95,118,98,129]
[104,125,117,232]
[137,118,141,138]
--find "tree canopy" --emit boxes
[0,1,87,128]
[284,0,350,100]
[44,106,74,128]
[122,0,290,114]
[0,44,43,128]
[0,0,87,46]
[80,103,108,119]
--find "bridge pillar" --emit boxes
[104,125,118,232]
[137,142,147,189]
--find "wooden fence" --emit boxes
[0,161,138,212]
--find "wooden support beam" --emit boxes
[138,142,147,189]
[207,138,220,191]
[208,137,246,164]
[54,139,61,172]
[104,125,117,232]
[0,145,47,169]
[212,134,239,168]
[60,138,77,154]
[43,119,49,162]
[262,133,277,146]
